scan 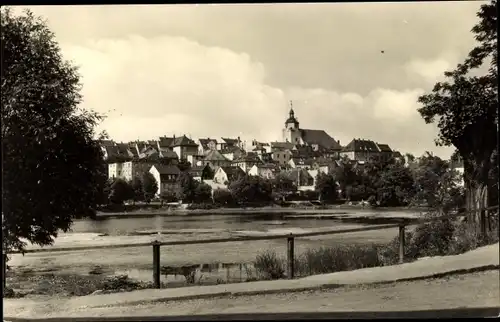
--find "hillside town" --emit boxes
[100,104,426,198]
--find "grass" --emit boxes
[254,216,499,280]
[3,272,166,298]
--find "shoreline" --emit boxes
[95,205,429,219]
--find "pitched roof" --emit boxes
[159,148,179,159]
[153,164,181,175]
[188,165,206,176]
[173,135,198,147]
[300,129,342,151]
[286,168,313,182]
[204,150,229,161]
[342,139,380,153]
[290,158,314,166]
[198,138,218,150]
[221,137,239,145]
[270,142,296,151]
[219,166,245,178]
[233,152,261,163]
[220,145,244,154]
[376,143,392,153]
[100,140,116,147]
[159,136,174,148]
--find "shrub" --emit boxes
[253,250,286,280]
[213,188,233,206]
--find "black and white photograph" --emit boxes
[2,1,499,320]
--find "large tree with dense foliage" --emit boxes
[417,0,498,221]
[142,172,158,202]
[1,9,106,253]
[229,175,273,204]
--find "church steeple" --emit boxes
[285,100,299,128]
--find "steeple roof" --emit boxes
[285,100,299,126]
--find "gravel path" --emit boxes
[14,270,498,318]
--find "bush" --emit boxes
[253,250,286,280]
[378,214,499,265]
[213,188,233,206]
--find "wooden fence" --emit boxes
[3,205,498,290]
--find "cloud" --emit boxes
[61,34,453,158]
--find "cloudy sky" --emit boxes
[20,3,486,158]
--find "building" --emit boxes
[202,150,232,169]
[340,138,381,162]
[220,145,245,161]
[248,164,278,180]
[286,168,314,189]
[198,138,218,155]
[232,152,262,172]
[149,164,181,197]
[281,102,342,155]
[288,157,314,170]
[213,166,245,185]
[217,137,242,151]
[188,164,212,182]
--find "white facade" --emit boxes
[248,165,275,179]
[108,162,123,179]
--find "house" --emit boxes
[232,152,262,172]
[307,169,319,188]
[288,158,314,170]
[248,164,278,180]
[286,168,314,189]
[117,159,162,181]
[313,158,339,174]
[188,164,212,182]
[251,140,272,154]
[149,164,181,197]
[171,135,199,160]
[198,138,218,155]
[281,103,342,156]
[375,143,394,160]
[270,141,297,152]
[218,137,242,151]
[271,149,294,167]
[213,166,245,185]
[220,145,245,161]
[340,138,381,162]
[202,150,232,169]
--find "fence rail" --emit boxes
[3,205,498,289]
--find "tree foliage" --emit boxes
[271,173,296,195]
[213,188,234,206]
[417,0,498,215]
[229,175,273,204]
[130,176,144,204]
[142,172,158,202]
[1,9,105,252]
[176,172,198,202]
[315,173,338,203]
[109,178,133,205]
[193,182,213,203]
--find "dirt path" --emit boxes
[7,270,498,319]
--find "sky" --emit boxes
[18,2,487,159]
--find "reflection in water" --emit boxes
[116,261,256,286]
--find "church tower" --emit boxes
[282,101,301,144]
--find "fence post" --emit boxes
[152,241,161,289]
[398,225,405,264]
[287,234,295,279]
[3,253,7,290]
[480,208,487,239]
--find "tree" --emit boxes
[142,172,158,202]
[176,172,197,203]
[412,153,464,213]
[213,188,233,206]
[193,182,213,203]
[130,176,144,204]
[271,173,296,196]
[229,175,273,204]
[315,173,338,203]
[2,9,105,253]
[331,160,359,199]
[417,0,497,222]
[109,179,133,205]
[376,163,415,207]
[202,166,215,180]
